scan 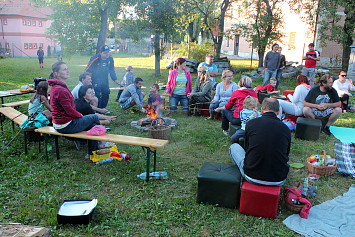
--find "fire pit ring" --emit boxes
[131,117,177,132]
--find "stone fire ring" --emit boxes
[131,117,178,132]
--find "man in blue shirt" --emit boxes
[119,78,146,113]
[198,54,218,84]
[85,45,119,108]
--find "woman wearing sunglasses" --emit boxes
[333,71,355,112]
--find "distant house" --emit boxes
[0,0,55,57]
[221,3,349,68]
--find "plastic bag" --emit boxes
[86,125,106,136]
[282,119,296,131]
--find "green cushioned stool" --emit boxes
[295,117,322,140]
[258,92,270,104]
[197,162,241,208]
[230,123,241,135]
[238,137,245,149]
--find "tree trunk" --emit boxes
[258,49,265,68]
[342,11,355,71]
[154,34,161,77]
[97,8,108,54]
[215,0,229,58]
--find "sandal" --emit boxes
[205,117,214,120]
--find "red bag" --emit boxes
[86,125,107,136]
[283,186,312,219]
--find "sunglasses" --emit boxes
[341,75,347,77]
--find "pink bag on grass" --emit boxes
[86,125,106,136]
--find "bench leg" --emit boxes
[24,131,28,155]
[12,121,15,131]
[141,147,158,182]
[44,135,49,162]
[54,136,60,160]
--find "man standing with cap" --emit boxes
[85,45,119,109]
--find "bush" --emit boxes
[170,41,214,62]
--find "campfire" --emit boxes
[131,108,178,132]
[137,108,166,127]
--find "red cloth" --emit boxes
[48,79,82,125]
[304,50,319,68]
[299,197,312,219]
[225,88,258,118]
[255,83,275,93]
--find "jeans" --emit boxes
[115,88,123,101]
[95,86,110,108]
[230,129,245,144]
[209,101,227,114]
[229,143,286,186]
[221,109,241,131]
[263,68,277,86]
[56,114,100,155]
[169,93,189,112]
[302,67,316,88]
[276,69,282,89]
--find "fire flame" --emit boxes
[146,107,159,120]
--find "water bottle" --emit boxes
[150,171,168,180]
[137,171,167,180]
[96,157,113,165]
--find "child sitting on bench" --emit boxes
[28,81,52,122]
[230,96,261,144]
[255,78,280,95]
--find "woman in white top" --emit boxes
[333,71,355,112]
[277,75,310,119]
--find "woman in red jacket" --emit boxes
[215,76,258,135]
[48,61,100,158]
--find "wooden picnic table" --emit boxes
[0,89,35,105]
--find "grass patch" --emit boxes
[0,55,354,236]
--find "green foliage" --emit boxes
[170,41,214,62]
[116,18,150,42]
[231,0,285,66]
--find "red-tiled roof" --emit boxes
[0,0,52,19]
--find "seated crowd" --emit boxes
[28,53,353,185]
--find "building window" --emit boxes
[288,32,296,50]
[34,43,37,49]
[24,43,28,49]
[6,43,9,49]
[0,43,2,48]
[226,37,230,48]
[27,20,31,26]
[32,21,36,26]
[3,19,7,25]
[39,21,42,27]
[39,43,43,48]
[29,43,33,49]
[23,20,26,25]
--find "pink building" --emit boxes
[0,0,55,57]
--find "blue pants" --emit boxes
[221,109,241,131]
[276,69,282,89]
[95,86,110,108]
[230,129,245,144]
[169,94,189,112]
[56,114,100,155]
[263,68,277,86]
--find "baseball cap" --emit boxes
[100,45,110,53]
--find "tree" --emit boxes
[231,0,284,67]
[184,0,232,58]
[42,0,126,55]
[289,0,355,70]
[135,0,185,77]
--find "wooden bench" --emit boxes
[2,99,30,108]
[0,107,37,154]
[35,126,169,181]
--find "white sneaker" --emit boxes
[223,130,229,136]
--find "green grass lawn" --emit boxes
[0,54,354,236]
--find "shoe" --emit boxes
[322,126,332,136]
[343,110,347,113]
[105,111,111,115]
[223,130,229,136]
[85,154,90,159]
[73,140,81,150]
